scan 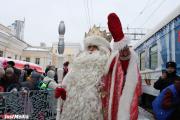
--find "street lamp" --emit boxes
[56,21,65,120]
[58,21,65,54]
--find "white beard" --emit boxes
[61,50,108,120]
[72,50,108,71]
[63,50,108,89]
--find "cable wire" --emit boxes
[83,0,91,29]
[129,0,157,27]
[86,0,91,28]
[139,0,167,27]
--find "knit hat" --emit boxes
[166,61,176,68]
[7,61,15,67]
[47,70,55,79]
[63,61,69,66]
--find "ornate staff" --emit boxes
[56,21,65,120]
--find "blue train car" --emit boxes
[134,6,180,109]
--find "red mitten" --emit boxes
[0,86,4,92]
[55,87,66,100]
[108,13,124,42]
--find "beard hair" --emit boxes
[71,50,108,72]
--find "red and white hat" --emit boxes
[108,13,130,51]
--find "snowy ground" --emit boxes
[138,107,155,120]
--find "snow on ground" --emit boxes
[138,107,154,120]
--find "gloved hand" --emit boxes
[108,13,124,42]
[55,87,66,100]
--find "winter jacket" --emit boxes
[154,72,180,92]
[152,84,180,120]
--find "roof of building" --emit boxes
[133,5,180,49]
[0,23,30,45]
[23,47,49,52]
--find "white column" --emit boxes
[171,22,176,61]
[166,26,170,61]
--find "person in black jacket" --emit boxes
[19,64,33,82]
[0,67,5,92]
[63,61,69,78]
[7,61,21,80]
[154,61,180,92]
[2,67,20,92]
[20,71,41,90]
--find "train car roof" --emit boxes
[133,5,180,49]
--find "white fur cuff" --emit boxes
[113,37,130,51]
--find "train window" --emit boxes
[149,44,158,69]
[140,51,145,71]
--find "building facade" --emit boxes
[0,23,28,59]
[0,21,82,70]
[0,22,53,70]
[22,47,52,70]
[52,42,81,64]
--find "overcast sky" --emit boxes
[0,0,179,46]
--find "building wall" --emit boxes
[0,22,81,70]
[0,24,28,59]
[22,50,52,70]
[52,42,82,63]
[0,23,53,70]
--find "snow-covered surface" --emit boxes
[134,5,180,49]
[0,24,12,35]
[142,84,160,96]
[138,107,154,120]
[23,47,49,52]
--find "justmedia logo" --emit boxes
[0,114,29,119]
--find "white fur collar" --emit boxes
[117,50,139,119]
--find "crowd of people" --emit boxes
[0,12,179,120]
[0,60,69,93]
[152,61,180,120]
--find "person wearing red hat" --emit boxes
[55,13,141,120]
[99,13,142,120]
